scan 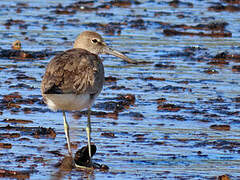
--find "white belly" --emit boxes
[43,94,95,111]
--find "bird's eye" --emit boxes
[92,39,98,43]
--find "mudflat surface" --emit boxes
[0,0,240,179]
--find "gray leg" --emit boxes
[63,111,72,156]
[86,108,92,163]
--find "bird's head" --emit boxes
[73,31,137,64]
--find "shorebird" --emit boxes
[41,31,137,167]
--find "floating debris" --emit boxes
[163,29,232,37]
[127,112,144,120]
[95,94,135,112]
[232,65,240,72]
[32,127,56,138]
[0,143,12,149]
[217,174,231,180]
[105,76,118,82]
[155,63,176,69]
[208,4,240,12]
[116,94,136,105]
[143,76,166,81]
[0,125,56,138]
[0,133,20,139]
[203,69,219,74]
[0,169,31,179]
[156,98,167,104]
[2,119,33,124]
[210,125,231,131]
[157,103,184,112]
[168,0,193,8]
[101,132,116,138]
[0,48,60,60]
[11,40,21,50]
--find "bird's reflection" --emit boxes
[51,145,108,180]
[51,155,95,180]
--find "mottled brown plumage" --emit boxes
[41,31,136,168]
[41,48,104,111]
[42,48,104,94]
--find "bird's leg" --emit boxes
[63,111,72,157]
[86,107,92,164]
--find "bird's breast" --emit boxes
[43,93,97,111]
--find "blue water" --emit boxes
[0,0,240,179]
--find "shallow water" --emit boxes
[0,0,240,179]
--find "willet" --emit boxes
[41,31,137,167]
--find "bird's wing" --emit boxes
[41,48,104,95]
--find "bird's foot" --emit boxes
[74,161,109,171]
[74,161,95,169]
